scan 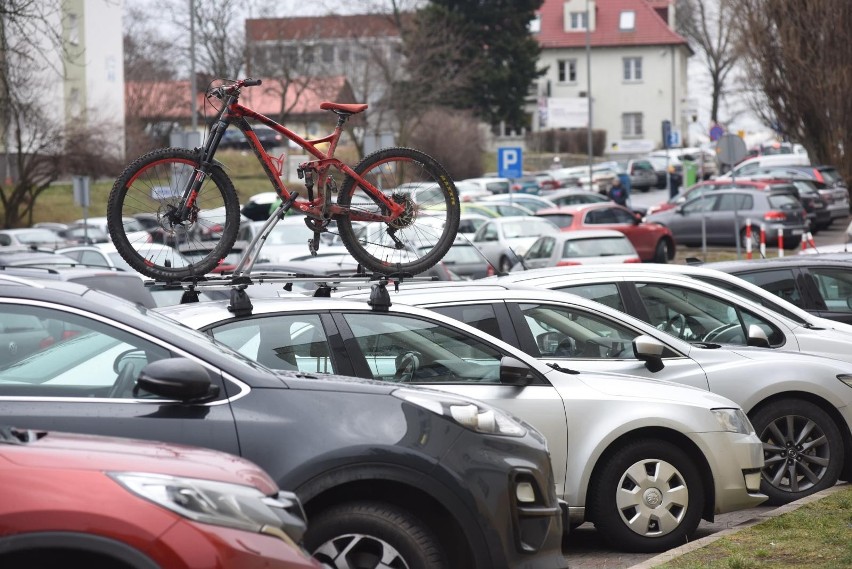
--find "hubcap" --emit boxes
[313,533,409,569]
[759,414,830,495]
[615,458,689,537]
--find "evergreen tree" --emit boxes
[422,0,544,130]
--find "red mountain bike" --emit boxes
[107,78,460,281]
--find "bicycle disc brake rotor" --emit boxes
[388,193,416,229]
[160,203,196,237]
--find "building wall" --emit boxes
[534,42,690,154]
[70,0,125,156]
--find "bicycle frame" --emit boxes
[183,87,405,225]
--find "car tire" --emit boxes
[750,399,843,506]
[306,501,447,569]
[588,439,703,553]
[653,239,670,264]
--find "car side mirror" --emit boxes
[500,356,535,386]
[136,358,220,402]
[746,324,771,348]
[632,334,665,372]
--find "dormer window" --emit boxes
[619,10,635,30]
[569,11,588,30]
[529,13,541,33]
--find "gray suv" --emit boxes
[0,276,566,569]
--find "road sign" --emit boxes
[716,133,747,165]
[72,176,90,208]
[668,129,682,148]
[498,147,523,179]
[661,120,672,149]
[709,124,725,142]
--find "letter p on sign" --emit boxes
[498,147,523,179]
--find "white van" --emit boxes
[716,153,810,179]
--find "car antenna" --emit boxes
[453,231,502,276]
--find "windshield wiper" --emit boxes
[546,362,581,374]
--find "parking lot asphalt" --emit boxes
[561,482,850,568]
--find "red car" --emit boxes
[0,426,322,569]
[536,203,676,263]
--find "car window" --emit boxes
[554,283,626,312]
[209,314,332,373]
[809,267,852,313]
[341,313,504,383]
[539,214,574,228]
[696,275,806,324]
[716,194,752,211]
[0,304,170,398]
[610,208,636,224]
[633,283,784,346]
[585,209,618,224]
[730,269,802,307]
[518,303,640,359]
[524,237,547,260]
[683,195,716,214]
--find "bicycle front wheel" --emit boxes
[107,148,241,281]
[336,147,460,276]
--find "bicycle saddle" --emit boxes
[320,102,368,115]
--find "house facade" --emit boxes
[532,0,691,155]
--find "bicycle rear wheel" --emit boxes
[107,148,241,281]
[336,147,460,276]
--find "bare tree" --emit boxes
[734,0,852,180]
[0,1,125,227]
[675,0,739,124]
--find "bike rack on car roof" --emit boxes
[146,270,435,316]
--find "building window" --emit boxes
[623,57,642,81]
[619,11,636,30]
[529,13,541,33]
[569,11,587,30]
[321,44,334,64]
[302,45,315,64]
[622,113,643,138]
[558,59,577,83]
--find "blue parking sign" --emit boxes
[498,147,523,179]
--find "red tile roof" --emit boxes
[126,76,353,120]
[246,13,404,42]
[536,0,687,49]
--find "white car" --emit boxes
[471,216,560,273]
[76,216,151,246]
[56,242,190,279]
[156,292,766,552]
[337,280,852,507]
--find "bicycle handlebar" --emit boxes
[207,78,263,100]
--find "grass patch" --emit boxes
[658,486,852,569]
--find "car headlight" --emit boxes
[393,388,526,437]
[711,408,754,435]
[108,472,305,543]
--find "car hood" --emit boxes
[1,429,277,494]
[566,368,736,409]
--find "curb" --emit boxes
[627,482,850,568]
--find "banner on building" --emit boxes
[546,97,589,129]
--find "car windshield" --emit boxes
[563,237,635,258]
[502,220,556,238]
